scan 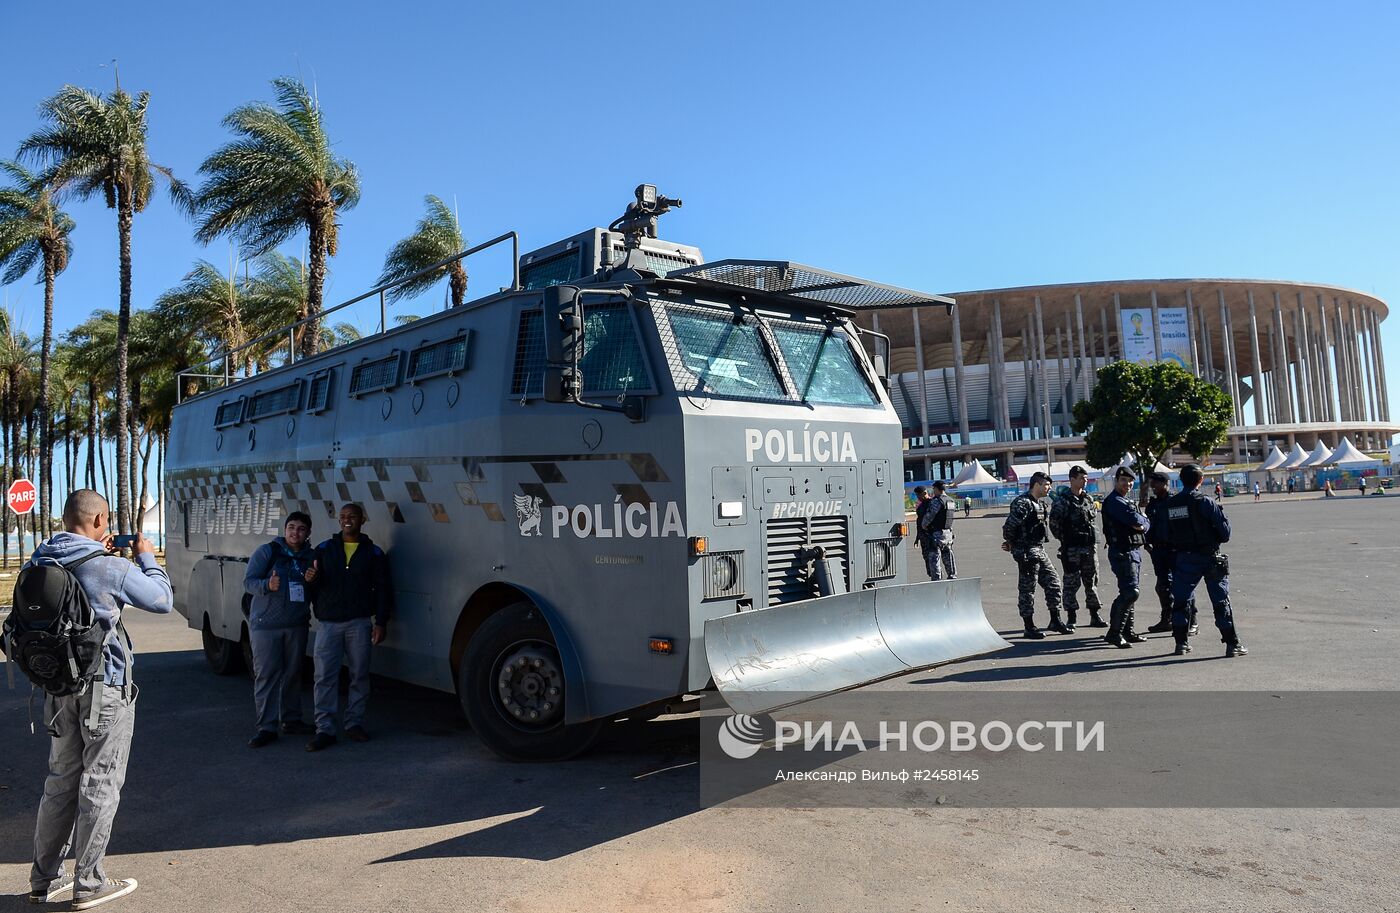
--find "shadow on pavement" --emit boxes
[0,649,702,866]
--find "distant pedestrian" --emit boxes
[962,497,972,518]
[1214,482,1223,502]
[1287,478,1295,495]
[1358,478,1366,496]
[243,512,318,748]
[1002,472,1068,639]
[307,503,394,751]
[1252,482,1261,502]
[1324,479,1335,498]
[18,490,173,909]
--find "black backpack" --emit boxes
[2,552,109,696]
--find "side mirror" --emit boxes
[860,330,891,391]
[543,286,583,403]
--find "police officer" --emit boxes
[1167,464,1249,657]
[1101,466,1150,648]
[1144,471,1197,636]
[919,480,957,580]
[1001,471,1068,638]
[1049,465,1105,632]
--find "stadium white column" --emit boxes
[1021,322,1035,439]
[1272,292,1294,424]
[1151,289,1164,363]
[1219,289,1242,426]
[1112,294,1123,360]
[1291,307,1311,424]
[1316,294,1336,421]
[1333,298,1352,422]
[993,298,1012,437]
[911,308,932,477]
[1056,324,1069,431]
[1354,299,1378,424]
[1298,293,1320,424]
[1034,297,1053,454]
[986,329,1002,441]
[1075,294,1090,403]
[1370,306,1390,420]
[1265,320,1280,424]
[951,302,970,446]
[1246,290,1267,424]
[1185,289,1200,376]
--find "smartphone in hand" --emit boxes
[111,534,139,549]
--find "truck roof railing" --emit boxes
[667,260,955,312]
[177,231,520,403]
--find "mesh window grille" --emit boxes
[349,352,402,396]
[609,245,699,276]
[510,304,651,397]
[248,381,303,420]
[521,249,583,289]
[658,302,790,402]
[307,370,333,412]
[214,398,245,428]
[408,333,470,381]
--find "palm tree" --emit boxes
[20,85,193,533]
[0,160,75,536]
[154,259,250,373]
[64,311,117,497]
[378,195,467,309]
[242,251,313,366]
[195,77,360,358]
[0,319,38,562]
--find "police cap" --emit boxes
[1115,466,1136,480]
[1068,465,1088,478]
[932,480,946,491]
[1148,471,1169,483]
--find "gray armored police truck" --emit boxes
[165,186,1007,760]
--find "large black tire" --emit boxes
[458,602,601,761]
[202,617,244,676]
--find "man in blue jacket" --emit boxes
[306,503,394,751]
[1101,466,1150,649]
[243,511,318,748]
[1167,464,1249,657]
[25,490,173,910]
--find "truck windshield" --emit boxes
[512,302,651,395]
[662,303,878,407]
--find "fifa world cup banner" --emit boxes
[1120,308,1156,364]
[1157,307,1192,371]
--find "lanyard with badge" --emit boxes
[283,548,308,603]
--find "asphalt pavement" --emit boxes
[2,493,1397,912]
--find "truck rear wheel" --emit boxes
[202,617,244,676]
[458,602,601,761]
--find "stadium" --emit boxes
[853,279,1395,486]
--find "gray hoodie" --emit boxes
[26,532,175,686]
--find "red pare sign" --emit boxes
[7,479,36,515]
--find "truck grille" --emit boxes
[765,515,849,606]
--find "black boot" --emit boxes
[1174,640,1192,655]
[1188,605,1199,636]
[1065,611,1077,633]
[1047,615,1072,635]
[1146,610,1173,634]
[1023,621,1046,640]
[1122,608,1146,643]
[1225,638,1248,657]
[1172,623,1191,655]
[1088,609,1107,628]
[1103,604,1129,647]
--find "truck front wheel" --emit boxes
[201,616,244,676]
[458,602,601,761]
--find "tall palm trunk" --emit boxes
[1,384,8,566]
[38,256,55,537]
[9,369,21,557]
[128,375,141,524]
[303,211,327,356]
[115,188,133,534]
[85,382,97,489]
[449,261,467,308]
[138,433,153,533]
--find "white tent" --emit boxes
[1298,440,1333,468]
[1008,460,1098,482]
[1115,456,1174,477]
[1279,442,1310,469]
[951,461,1004,487]
[1327,437,1379,466]
[1257,446,1288,471]
[139,495,162,536]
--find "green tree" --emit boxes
[378,194,467,309]
[0,160,75,535]
[194,77,360,358]
[20,85,193,533]
[0,317,37,562]
[1072,360,1232,501]
[154,259,251,373]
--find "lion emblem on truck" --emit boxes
[514,493,544,536]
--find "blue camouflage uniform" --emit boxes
[919,492,957,581]
[1002,492,1063,627]
[1166,487,1245,652]
[1101,487,1149,641]
[1049,489,1103,626]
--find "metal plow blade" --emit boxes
[704,578,1009,716]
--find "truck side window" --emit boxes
[511,303,651,397]
[665,306,788,401]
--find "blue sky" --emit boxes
[2,0,1398,428]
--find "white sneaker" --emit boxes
[72,877,138,910]
[28,875,74,904]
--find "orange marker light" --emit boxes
[896,522,909,538]
[649,637,674,655]
[689,536,708,556]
